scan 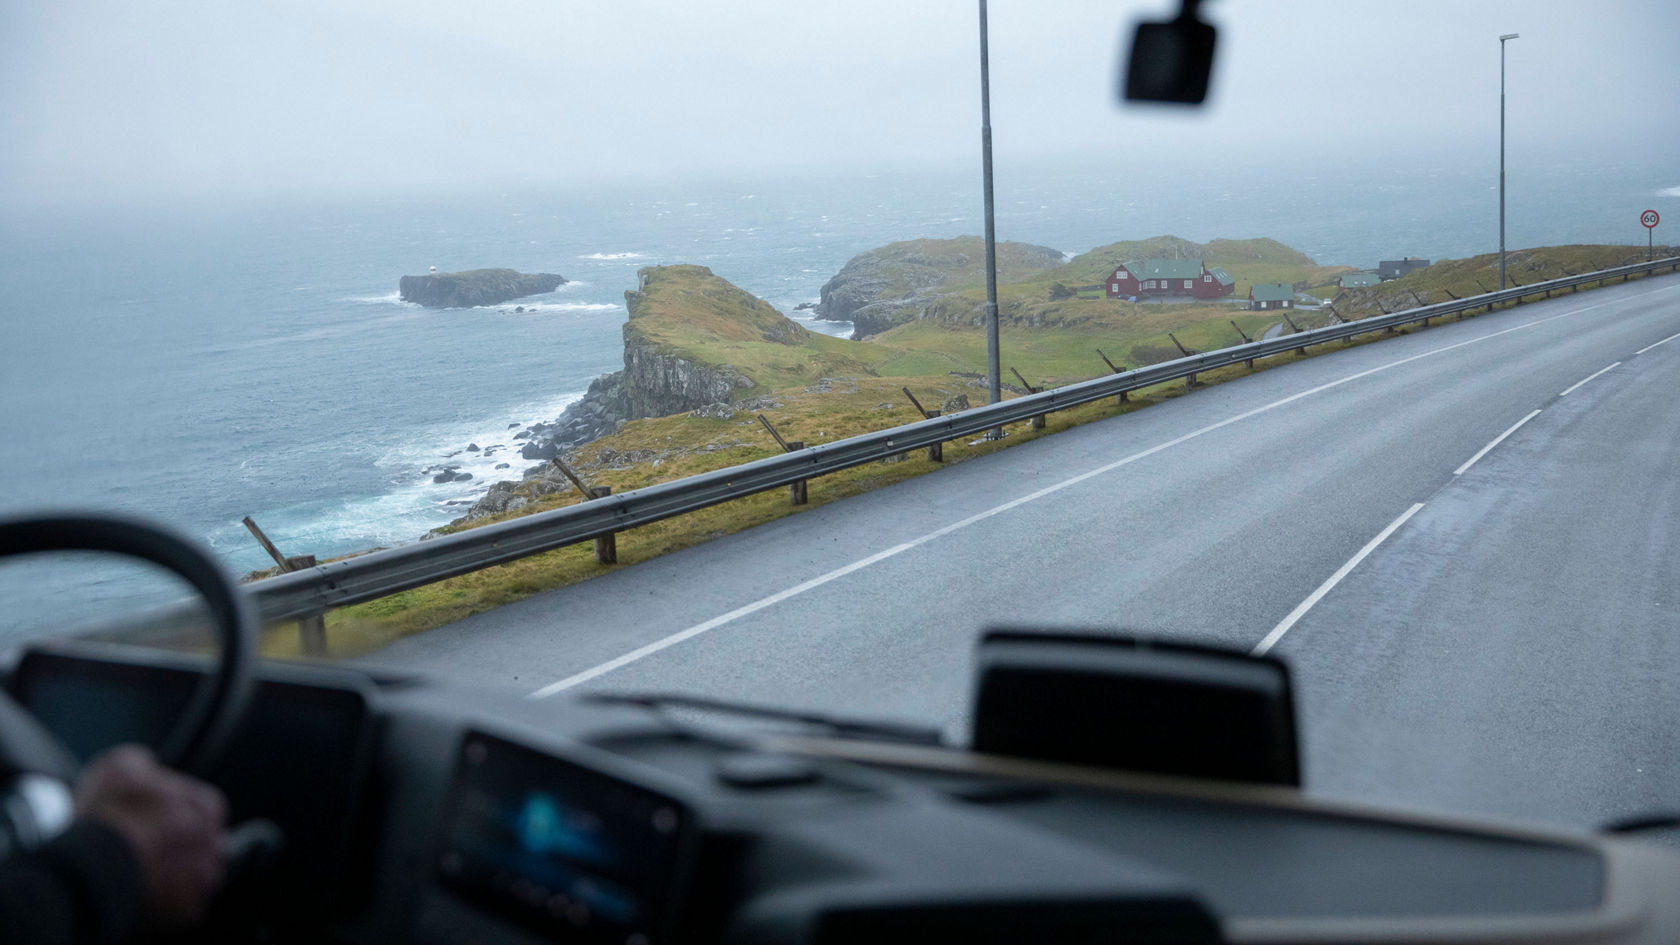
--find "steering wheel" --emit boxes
[0,514,257,851]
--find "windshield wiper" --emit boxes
[586,691,944,745]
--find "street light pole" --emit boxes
[1499,32,1518,290]
[979,0,1003,438]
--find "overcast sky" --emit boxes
[2,0,1675,203]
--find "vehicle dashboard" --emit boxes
[9,645,1679,945]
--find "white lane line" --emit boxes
[530,288,1673,698]
[1453,409,1542,476]
[1251,503,1426,657]
[1635,331,1680,355]
[1558,361,1621,397]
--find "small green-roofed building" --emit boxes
[1248,283,1295,310]
[1340,271,1380,289]
[1208,267,1234,287]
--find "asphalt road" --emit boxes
[368,275,1680,829]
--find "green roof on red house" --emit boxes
[1123,259,1205,280]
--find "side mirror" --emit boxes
[970,631,1299,786]
[1121,1,1218,105]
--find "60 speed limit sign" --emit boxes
[1643,209,1660,228]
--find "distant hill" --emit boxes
[1333,244,1672,318]
[817,237,1065,338]
[1045,236,1343,293]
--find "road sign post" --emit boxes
[1642,209,1660,261]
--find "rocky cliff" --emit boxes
[815,237,1063,339]
[398,268,567,308]
[514,264,836,460]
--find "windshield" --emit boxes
[3,1,1677,833]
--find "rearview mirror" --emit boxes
[1121,1,1218,105]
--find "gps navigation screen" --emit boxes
[437,732,696,945]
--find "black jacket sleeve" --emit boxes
[0,820,143,945]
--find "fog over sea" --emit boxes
[2,156,1674,576]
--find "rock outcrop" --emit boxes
[815,237,1063,339]
[398,268,566,308]
[510,264,823,459]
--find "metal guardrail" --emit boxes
[251,256,1680,622]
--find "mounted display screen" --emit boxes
[437,732,696,945]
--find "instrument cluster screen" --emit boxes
[437,732,696,945]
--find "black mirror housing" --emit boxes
[1122,11,1217,105]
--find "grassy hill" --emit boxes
[625,264,876,390]
[908,236,1348,337]
[1334,244,1671,318]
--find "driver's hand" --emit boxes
[74,745,228,928]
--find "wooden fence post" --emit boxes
[1096,349,1128,404]
[589,486,617,564]
[1011,368,1046,429]
[924,410,943,462]
[550,458,619,564]
[241,516,326,657]
[785,442,807,505]
[1228,320,1258,366]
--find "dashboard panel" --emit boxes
[8,646,1680,945]
[436,731,698,945]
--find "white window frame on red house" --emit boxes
[1183,279,1193,289]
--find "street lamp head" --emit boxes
[1500,33,1519,42]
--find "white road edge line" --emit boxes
[1635,331,1680,355]
[1453,409,1542,476]
[1558,361,1621,397]
[530,286,1677,698]
[1250,503,1426,657]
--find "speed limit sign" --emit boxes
[1643,209,1660,228]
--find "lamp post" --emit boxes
[978,0,1002,438]
[1499,32,1518,290]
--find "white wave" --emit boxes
[1658,186,1680,198]
[499,301,622,314]
[578,252,644,260]
[344,291,411,305]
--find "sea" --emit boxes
[2,154,1675,581]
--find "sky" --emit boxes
[2,0,1676,203]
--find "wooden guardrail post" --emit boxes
[1228,322,1258,367]
[785,443,807,504]
[1011,368,1047,430]
[589,486,617,564]
[241,516,325,657]
[1096,349,1128,404]
[757,415,808,505]
[550,458,619,564]
[1280,316,1308,357]
[903,387,946,462]
[1167,334,1201,389]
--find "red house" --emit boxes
[1106,259,1235,301]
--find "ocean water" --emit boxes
[2,156,1675,577]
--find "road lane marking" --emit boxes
[530,287,1678,698]
[1635,331,1680,355]
[1559,361,1621,397]
[1453,409,1542,476]
[1250,503,1426,657]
